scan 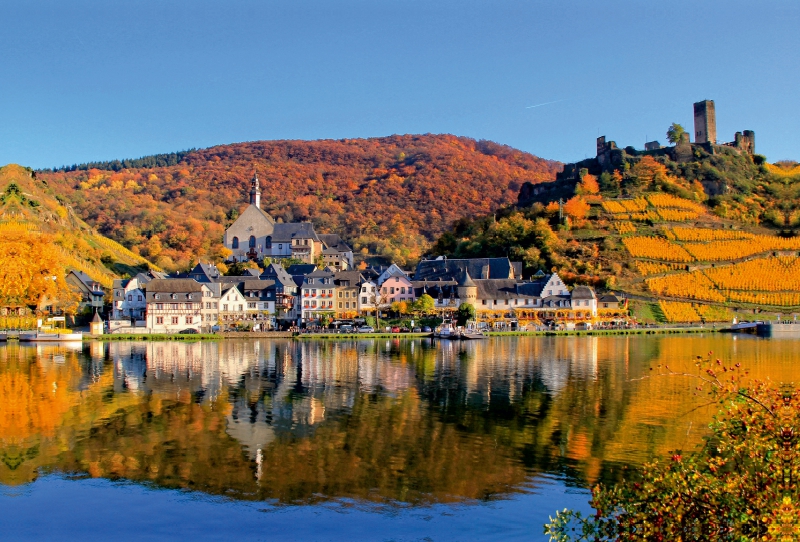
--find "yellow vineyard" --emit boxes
[658,301,735,323]
[602,194,703,223]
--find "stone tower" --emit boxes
[693,100,717,144]
[456,269,478,308]
[249,171,261,208]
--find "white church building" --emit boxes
[224,173,354,269]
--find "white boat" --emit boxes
[434,322,460,339]
[19,331,84,342]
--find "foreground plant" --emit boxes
[545,355,800,541]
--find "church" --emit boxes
[224,173,354,270]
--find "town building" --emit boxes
[333,270,364,319]
[66,270,106,314]
[145,279,217,333]
[299,268,336,324]
[110,270,166,332]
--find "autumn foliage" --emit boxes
[39,135,560,270]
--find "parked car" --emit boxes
[422,326,432,333]
[391,326,401,333]
[179,328,199,334]
[412,327,421,333]
[340,324,354,332]
[358,326,375,333]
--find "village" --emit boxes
[60,172,628,335]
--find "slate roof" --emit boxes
[318,233,352,252]
[272,222,319,243]
[333,271,364,288]
[70,271,105,295]
[571,285,597,300]
[414,257,521,281]
[146,279,204,293]
[260,263,296,289]
[286,264,317,276]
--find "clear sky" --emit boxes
[1,0,798,169]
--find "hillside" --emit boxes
[430,145,800,323]
[0,164,155,316]
[38,135,561,271]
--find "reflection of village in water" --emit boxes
[2,336,798,503]
[108,338,606,458]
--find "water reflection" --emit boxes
[1,335,798,505]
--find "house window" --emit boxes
[482,300,486,305]
[156,303,163,310]
[265,236,272,249]
[223,304,228,311]
[400,287,405,294]
[232,237,239,249]
[206,302,211,309]
[171,303,178,309]
[185,303,192,309]
[338,302,342,309]
[338,291,342,298]
[128,294,132,301]
[345,302,350,309]
[362,296,367,304]
[249,235,256,248]
[238,304,243,311]
[186,316,193,324]
[171,317,179,324]
[156,316,163,324]
[278,243,282,249]
[138,295,142,302]
[390,287,395,294]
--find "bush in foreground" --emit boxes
[545,357,800,541]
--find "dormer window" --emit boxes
[172,294,177,300]
[155,294,160,300]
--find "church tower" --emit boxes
[249,171,261,208]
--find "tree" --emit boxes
[563,196,590,221]
[0,229,78,314]
[577,173,600,195]
[412,293,435,316]
[456,303,476,326]
[666,122,686,144]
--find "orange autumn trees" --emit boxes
[39,135,561,270]
[0,226,78,314]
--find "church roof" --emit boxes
[271,222,319,243]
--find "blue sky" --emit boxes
[1,0,797,169]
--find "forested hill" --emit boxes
[0,164,154,317]
[38,135,561,271]
[430,145,800,320]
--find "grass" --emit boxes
[90,333,221,341]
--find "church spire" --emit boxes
[249,170,261,208]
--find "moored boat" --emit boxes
[434,322,460,339]
[19,330,83,342]
[460,329,486,340]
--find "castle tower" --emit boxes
[693,100,717,144]
[456,269,478,308]
[249,171,261,208]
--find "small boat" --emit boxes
[434,322,460,339]
[460,329,486,340]
[0,332,7,342]
[19,330,83,342]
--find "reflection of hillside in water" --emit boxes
[2,336,798,503]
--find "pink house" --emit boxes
[379,273,415,306]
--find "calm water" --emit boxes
[1,335,798,541]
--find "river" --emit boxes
[0,334,797,540]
